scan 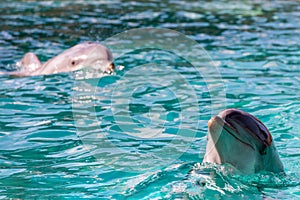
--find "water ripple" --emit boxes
[0,0,299,199]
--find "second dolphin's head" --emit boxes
[37,42,115,75]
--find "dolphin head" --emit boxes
[203,109,284,174]
[36,42,115,75]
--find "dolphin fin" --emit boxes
[0,53,43,77]
[19,52,42,72]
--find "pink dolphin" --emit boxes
[1,42,114,76]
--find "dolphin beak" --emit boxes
[208,115,236,133]
[104,62,115,74]
[208,115,255,150]
[108,62,115,71]
[209,109,274,154]
[208,117,213,128]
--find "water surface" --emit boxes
[0,0,299,199]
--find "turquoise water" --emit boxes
[0,0,300,199]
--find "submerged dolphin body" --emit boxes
[203,109,284,174]
[1,42,115,76]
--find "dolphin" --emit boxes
[203,108,284,174]
[1,42,115,76]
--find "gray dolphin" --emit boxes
[203,108,284,174]
[1,42,115,76]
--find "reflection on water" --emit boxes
[0,0,299,199]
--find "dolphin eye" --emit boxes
[71,58,84,66]
[71,60,82,67]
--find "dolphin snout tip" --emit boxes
[208,117,214,129]
[109,62,115,71]
[104,62,115,74]
[208,116,224,130]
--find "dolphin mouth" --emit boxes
[88,60,115,74]
[209,116,255,150]
[106,62,115,74]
